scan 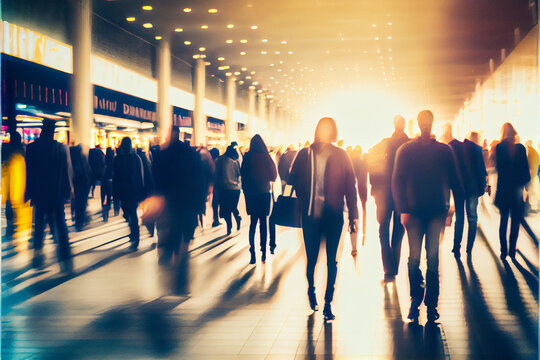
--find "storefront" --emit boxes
[206,116,226,148]
[173,106,193,143]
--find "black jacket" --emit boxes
[289,142,358,221]
[451,139,487,198]
[278,149,297,183]
[88,147,106,182]
[392,137,462,217]
[70,145,92,189]
[494,140,530,208]
[113,150,144,205]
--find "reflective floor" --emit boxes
[2,197,538,360]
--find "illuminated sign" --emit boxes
[207,117,225,132]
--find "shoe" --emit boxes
[427,307,440,322]
[250,254,256,264]
[500,253,507,261]
[212,221,221,227]
[323,303,335,322]
[60,259,74,274]
[261,252,266,263]
[129,242,138,251]
[270,247,275,255]
[226,227,232,236]
[407,305,420,322]
[32,251,45,269]
[509,252,516,260]
[308,290,318,311]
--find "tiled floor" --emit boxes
[1,197,538,359]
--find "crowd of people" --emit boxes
[1,110,538,323]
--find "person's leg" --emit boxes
[361,198,367,235]
[232,190,241,230]
[269,216,276,253]
[5,200,15,240]
[248,215,257,262]
[508,200,524,259]
[260,215,268,261]
[465,197,479,253]
[212,191,220,226]
[498,206,510,258]
[424,215,445,320]
[51,204,72,270]
[375,196,393,278]
[452,195,465,254]
[403,215,425,318]
[323,210,344,305]
[123,203,140,249]
[32,205,47,267]
[390,208,406,276]
[302,214,322,300]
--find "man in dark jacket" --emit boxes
[25,119,73,271]
[451,131,487,256]
[289,117,358,321]
[368,115,410,282]
[88,145,106,197]
[278,146,298,189]
[70,144,92,231]
[392,110,461,323]
[153,127,203,265]
[113,137,144,250]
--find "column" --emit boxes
[192,59,206,146]
[71,0,93,147]
[257,93,266,135]
[225,76,236,144]
[157,37,172,142]
[247,86,256,136]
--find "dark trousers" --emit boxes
[121,202,140,248]
[403,214,445,309]
[72,185,89,230]
[220,189,241,232]
[269,217,277,251]
[374,194,405,276]
[212,190,220,224]
[453,195,479,253]
[302,209,344,304]
[33,203,71,262]
[5,200,15,240]
[157,207,196,264]
[101,180,113,221]
[249,215,268,256]
[499,200,524,258]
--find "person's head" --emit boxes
[469,131,480,145]
[352,145,363,158]
[225,144,239,160]
[209,147,220,160]
[9,131,21,145]
[249,134,268,154]
[417,110,434,136]
[443,122,453,136]
[500,122,517,142]
[314,117,338,143]
[119,137,133,154]
[393,115,406,133]
[40,119,56,140]
[105,147,115,159]
[525,140,533,148]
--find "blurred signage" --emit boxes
[207,116,225,132]
[2,21,72,73]
[94,86,156,123]
[237,122,246,132]
[173,106,192,127]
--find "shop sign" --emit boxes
[173,106,192,127]
[94,85,156,123]
[207,116,225,132]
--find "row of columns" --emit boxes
[69,0,288,148]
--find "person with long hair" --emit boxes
[215,144,242,235]
[493,123,530,260]
[289,117,358,321]
[241,135,277,264]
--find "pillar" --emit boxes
[257,93,266,135]
[157,37,172,142]
[192,59,206,146]
[226,76,236,144]
[71,0,93,147]
[247,86,256,136]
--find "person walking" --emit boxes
[153,127,203,265]
[113,137,144,251]
[215,144,242,235]
[137,147,155,236]
[197,146,216,230]
[101,147,115,222]
[368,115,410,282]
[349,145,368,255]
[69,144,92,231]
[278,146,298,190]
[88,145,105,198]
[25,120,73,272]
[392,110,461,323]
[451,131,487,256]
[493,123,530,261]
[209,148,221,227]
[241,135,277,264]
[289,117,358,321]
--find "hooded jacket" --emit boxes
[241,135,277,195]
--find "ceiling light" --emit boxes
[240,51,246,55]
[253,81,259,85]
[183,8,192,12]
[143,23,153,28]
[226,39,233,44]
[226,72,232,76]
[251,25,258,30]
[184,41,191,45]
[326,50,330,54]
[238,81,245,85]
[387,36,392,39]
[174,28,183,32]
[375,37,380,40]
[240,39,248,43]
[275,51,280,54]
[261,51,267,55]
[227,24,234,29]
[246,76,252,80]
[201,25,208,29]
[199,47,206,51]
[234,71,241,75]
[281,40,287,44]
[269,63,275,66]
[193,54,200,59]
[208,8,218,13]
[241,67,247,71]
[126,17,136,22]
[155,36,162,40]
[262,39,268,42]
[250,71,256,74]
[142,5,152,10]
[372,24,377,27]
[388,22,392,26]
[218,66,230,70]
[200,54,207,59]
[388,48,392,52]
[217,57,225,61]
[288,51,293,54]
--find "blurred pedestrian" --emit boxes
[209,148,221,227]
[70,144,92,231]
[88,145,105,198]
[241,135,277,264]
[392,110,461,323]
[368,115,409,281]
[101,147,115,222]
[137,147,155,236]
[25,120,73,272]
[349,145,368,256]
[113,137,144,251]
[278,145,298,190]
[215,144,242,235]
[197,146,216,230]
[493,123,530,260]
[525,140,540,212]
[289,117,358,321]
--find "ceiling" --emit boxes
[94,0,536,122]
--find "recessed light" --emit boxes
[184,41,191,45]
[251,25,258,30]
[199,47,206,51]
[183,8,192,12]
[388,22,392,26]
[227,24,234,29]
[275,51,280,54]
[218,66,230,70]
[269,63,274,66]
[217,57,225,61]
[208,9,218,13]
[251,71,256,74]
[241,67,247,71]
[281,40,287,44]
[234,71,241,75]
[387,36,392,39]
[375,37,380,40]
[372,24,377,27]
[201,25,208,29]
[143,23,153,28]
[225,39,233,44]
[239,81,245,85]
[288,51,293,54]
[253,81,259,85]
[262,39,268,42]
[226,72,232,76]
[240,51,246,55]
[193,54,200,59]
[240,39,248,43]
[246,76,252,80]
[155,36,162,40]
[174,28,183,32]
[261,51,267,55]
[126,17,136,22]
[326,50,330,54]
[142,5,152,10]
[389,48,392,52]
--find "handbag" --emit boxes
[270,184,302,228]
